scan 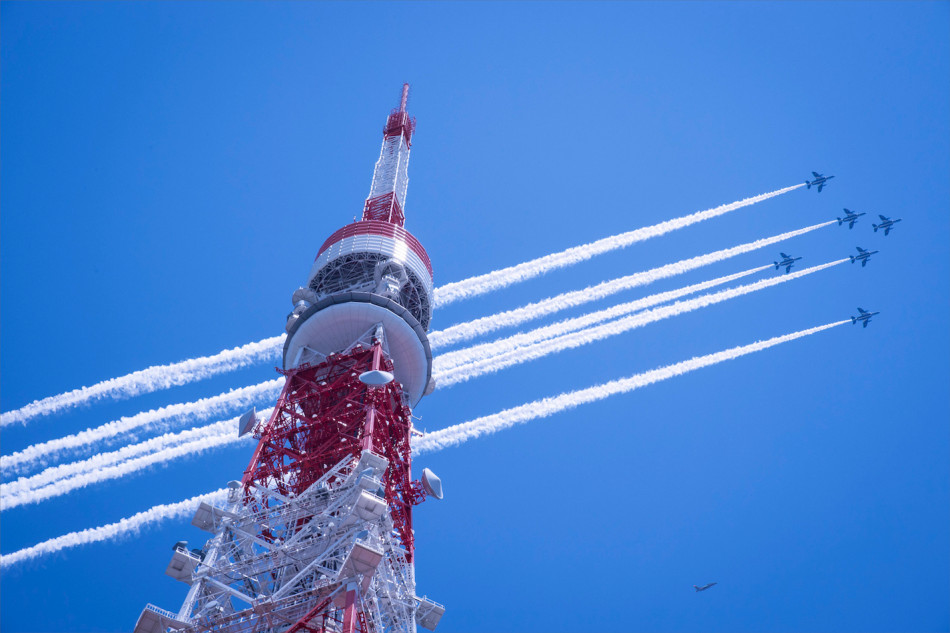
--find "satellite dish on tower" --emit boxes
[359,370,394,386]
[238,408,258,437]
[291,286,318,306]
[420,468,443,500]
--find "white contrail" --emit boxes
[1,379,284,478]
[417,319,850,454]
[0,320,847,566]
[1,406,270,505]
[0,411,266,511]
[433,265,771,374]
[1,335,285,427]
[0,488,230,569]
[0,185,803,427]
[0,255,772,477]
[429,220,834,351]
[0,186,803,427]
[3,262,842,508]
[432,183,805,308]
[436,259,848,388]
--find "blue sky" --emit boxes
[2,2,948,631]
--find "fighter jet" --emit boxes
[872,214,902,236]
[851,307,880,328]
[694,583,717,592]
[837,208,866,229]
[850,246,878,267]
[774,252,802,273]
[806,171,835,192]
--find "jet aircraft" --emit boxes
[850,246,878,267]
[851,307,879,328]
[872,214,902,236]
[694,583,717,592]
[806,171,835,192]
[774,252,802,273]
[837,208,866,229]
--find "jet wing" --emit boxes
[812,171,821,178]
[863,319,869,328]
[884,227,891,235]
[780,252,789,258]
[817,183,824,192]
[879,214,889,221]
[861,259,867,267]
[858,307,868,314]
[856,247,867,253]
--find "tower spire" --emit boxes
[399,82,409,113]
[363,83,416,226]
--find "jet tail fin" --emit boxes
[873,224,879,232]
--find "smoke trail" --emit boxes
[0,186,802,427]
[0,488,230,569]
[432,183,805,308]
[0,411,266,511]
[0,320,846,566]
[1,335,285,427]
[1,379,284,478]
[0,185,803,427]
[433,265,772,374]
[430,220,834,351]
[1,406,271,504]
[436,260,848,388]
[3,262,842,508]
[417,319,850,454]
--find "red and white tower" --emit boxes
[135,84,444,633]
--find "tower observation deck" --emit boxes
[134,84,445,633]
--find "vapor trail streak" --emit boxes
[1,379,284,478]
[1,336,285,427]
[432,183,805,308]
[0,186,802,427]
[0,488,230,569]
[429,219,833,351]
[2,262,842,507]
[0,320,847,565]
[436,260,848,388]
[433,265,772,374]
[417,319,850,454]
[0,411,267,511]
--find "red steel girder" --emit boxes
[242,341,418,558]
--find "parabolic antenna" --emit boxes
[420,468,443,500]
[359,370,395,386]
[291,286,318,305]
[238,408,258,437]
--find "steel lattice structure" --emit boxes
[135,84,444,633]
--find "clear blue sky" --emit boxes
[2,2,948,631]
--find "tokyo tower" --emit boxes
[134,84,445,633]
